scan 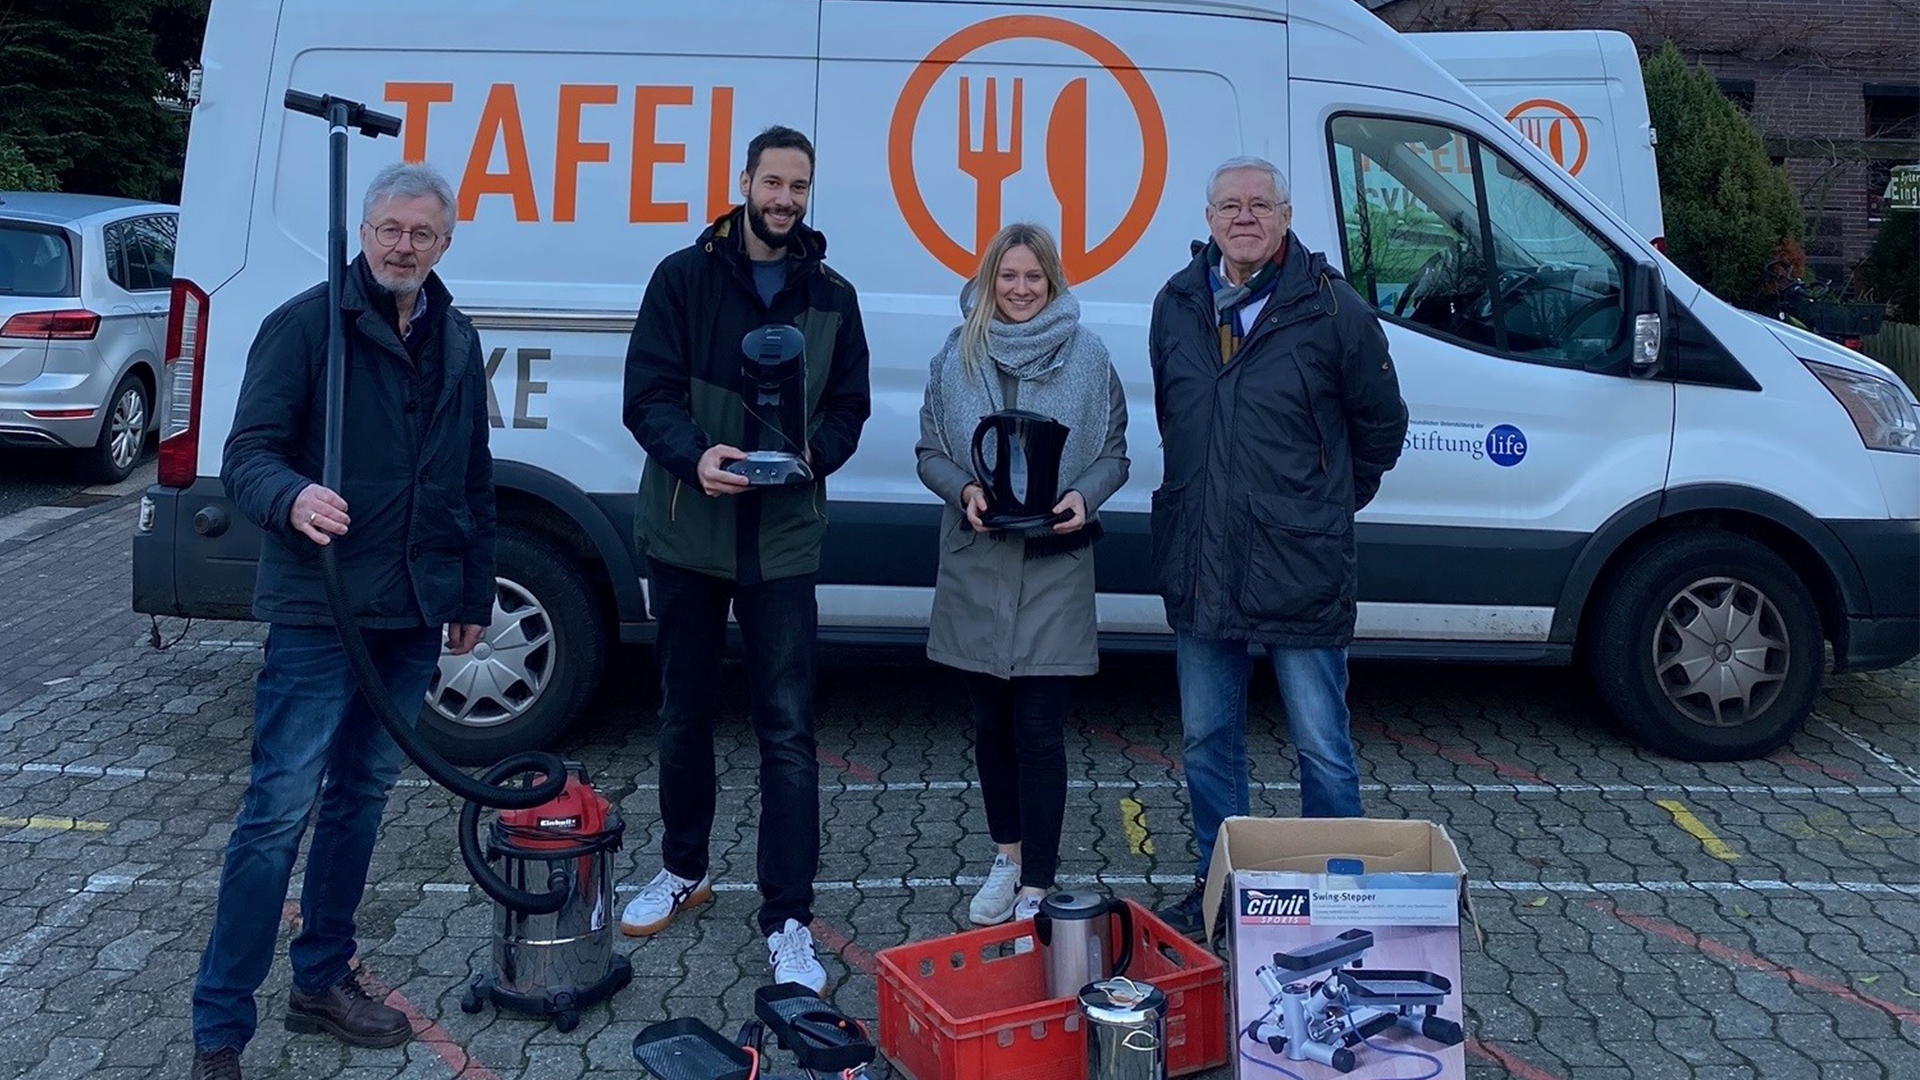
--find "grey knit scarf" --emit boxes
[928,292,1113,533]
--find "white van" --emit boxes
[135,0,1919,764]
[1410,30,1666,245]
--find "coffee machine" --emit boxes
[725,324,814,487]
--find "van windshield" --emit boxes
[0,222,76,297]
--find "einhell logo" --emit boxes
[539,816,582,831]
[1240,889,1312,924]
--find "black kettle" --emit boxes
[970,409,1070,530]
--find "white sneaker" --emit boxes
[1012,893,1043,922]
[767,919,827,992]
[620,868,713,936]
[969,853,1022,925]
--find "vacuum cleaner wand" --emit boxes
[285,89,566,814]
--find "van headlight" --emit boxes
[1806,360,1920,454]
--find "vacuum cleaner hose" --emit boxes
[318,543,566,811]
[458,755,582,915]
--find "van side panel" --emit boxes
[811,1,1287,630]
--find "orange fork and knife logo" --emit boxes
[888,16,1169,284]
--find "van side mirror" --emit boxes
[1625,261,1666,379]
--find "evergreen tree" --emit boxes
[0,1,208,201]
[1642,42,1806,311]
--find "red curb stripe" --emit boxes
[1353,719,1547,784]
[358,971,506,1080]
[1766,750,1861,782]
[1594,900,1920,1025]
[1468,1037,1569,1080]
[809,916,879,977]
[279,906,502,1079]
[1087,724,1184,774]
[817,748,881,782]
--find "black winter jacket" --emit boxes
[623,208,871,584]
[1148,233,1408,647]
[222,255,497,629]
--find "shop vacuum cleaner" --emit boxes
[282,89,630,1031]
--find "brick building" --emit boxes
[1364,0,1920,286]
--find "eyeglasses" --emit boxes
[368,222,442,248]
[1210,199,1285,220]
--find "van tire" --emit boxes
[417,527,607,766]
[1589,530,1822,761]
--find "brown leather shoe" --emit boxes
[284,969,411,1048]
[190,1048,242,1080]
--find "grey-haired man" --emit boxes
[191,162,495,1079]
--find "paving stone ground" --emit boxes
[2,499,1918,1079]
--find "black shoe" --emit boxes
[1156,879,1207,940]
[190,1048,241,1080]
[285,969,411,1049]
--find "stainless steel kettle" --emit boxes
[1034,890,1134,1000]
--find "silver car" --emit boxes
[0,193,178,483]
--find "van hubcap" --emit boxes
[109,388,145,470]
[1653,576,1790,729]
[429,577,553,728]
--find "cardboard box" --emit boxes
[1202,818,1470,1080]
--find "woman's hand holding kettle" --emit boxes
[1051,491,1087,534]
[962,482,991,533]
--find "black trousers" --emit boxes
[650,557,819,935]
[965,672,1071,891]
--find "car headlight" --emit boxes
[1806,360,1920,454]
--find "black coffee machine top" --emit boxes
[971,409,1071,531]
[726,324,814,487]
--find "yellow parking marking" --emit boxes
[0,815,110,832]
[1655,799,1739,861]
[1120,798,1155,856]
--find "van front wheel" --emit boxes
[417,528,608,766]
[1590,531,1823,761]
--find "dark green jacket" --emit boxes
[622,209,871,584]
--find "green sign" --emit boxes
[1889,164,1920,211]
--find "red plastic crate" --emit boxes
[875,899,1227,1080]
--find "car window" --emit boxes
[104,219,139,290]
[129,215,176,291]
[1331,114,1630,369]
[0,222,76,297]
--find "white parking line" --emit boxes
[71,874,1920,901]
[5,760,1916,799]
[1821,717,1920,787]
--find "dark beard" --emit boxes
[746,200,795,250]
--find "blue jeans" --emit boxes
[192,623,441,1052]
[1175,633,1363,876]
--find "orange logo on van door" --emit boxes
[888,16,1168,283]
[1506,99,1589,177]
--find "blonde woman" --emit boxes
[916,223,1129,924]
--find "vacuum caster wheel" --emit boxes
[555,1010,580,1033]
[460,988,483,1014]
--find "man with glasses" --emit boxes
[190,162,495,1080]
[1146,156,1408,938]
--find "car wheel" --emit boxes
[1589,529,1824,761]
[417,527,608,766]
[79,372,148,484]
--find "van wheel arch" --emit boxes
[1583,525,1826,759]
[413,468,644,763]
